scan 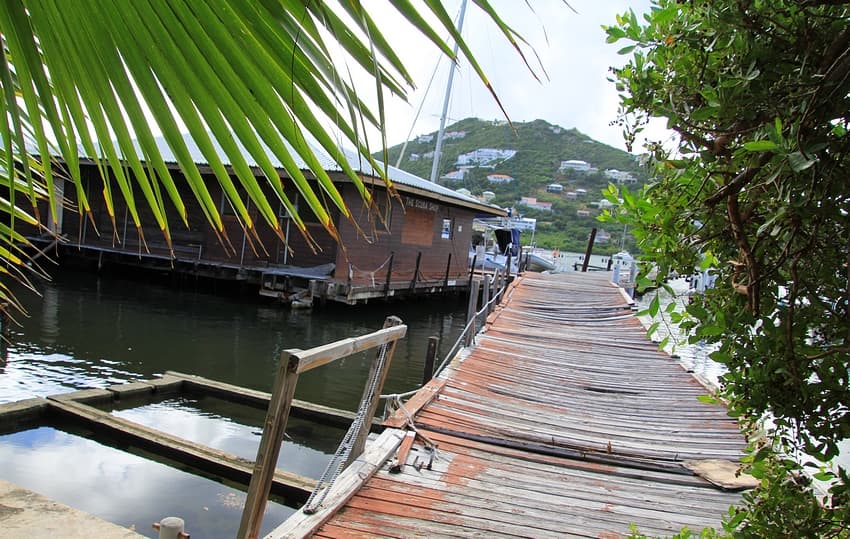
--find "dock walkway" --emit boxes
[269,272,750,538]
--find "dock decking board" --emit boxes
[285,272,749,538]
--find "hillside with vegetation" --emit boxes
[378,118,647,253]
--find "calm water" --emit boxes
[0,269,468,537]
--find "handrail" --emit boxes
[433,279,506,376]
[295,325,407,373]
[238,316,406,539]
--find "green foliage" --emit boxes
[381,118,645,252]
[606,0,850,534]
[731,455,850,538]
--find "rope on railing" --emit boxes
[348,255,393,287]
[301,336,393,514]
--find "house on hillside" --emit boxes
[518,197,552,212]
[486,173,515,184]
[25,135,504,305]
[456,148,517,167]
[604,169,638,184]
[546,183,564,193]
[441,169,467,182]
[559,159,591,172]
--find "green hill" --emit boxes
[377,118,646,253]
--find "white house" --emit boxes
[441,169,467,181]
[604,169,638,184]
[546,183,564,193]
[519,197,552,211]
[559,159,591,172]
[486,173,515,183]
[417,134,434,143]
[456,148,517,167]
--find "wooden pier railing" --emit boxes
[237,316,407,539]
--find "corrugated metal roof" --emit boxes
[105,132,502,213]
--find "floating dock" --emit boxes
[267,272,752,538]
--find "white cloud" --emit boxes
[357,1,663,152]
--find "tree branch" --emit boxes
[704,153,773,206]
[727,192,761,314]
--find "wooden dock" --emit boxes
[267,272,752,538]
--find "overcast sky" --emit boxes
[362,1,659,153]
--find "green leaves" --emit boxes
[0,1,542,302]
[609,0,850,531]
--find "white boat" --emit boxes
[524,251,555,272]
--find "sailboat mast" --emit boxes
[429,0,468,183]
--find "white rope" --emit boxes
[301,340,391,514]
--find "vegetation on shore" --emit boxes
[607,1,850,535]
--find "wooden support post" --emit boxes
[238,352,301,539]
[410,252,422,290]
[482,275,491,315]
[582,228,597,272]
[348,316,404,466]
[444,253,452,287]
[468,255,476,291]
[347,263,352,290]
[384,252,395,297]
[465,279,481,347]
[423,336,439,385]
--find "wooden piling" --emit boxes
[384,252,395,297]
[465,279,481,347]
[422,336,439,385]
[410,252,422,290]
[582,228,597,272]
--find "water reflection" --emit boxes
[0,427,293,538]
[1,270,467,406]
[111,395,344,479]
[0,269,467,536]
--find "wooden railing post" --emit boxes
[238,352,301,539]
[423,336,439,385]
[482,274,491,315]
[410,252,422,290]
[384,252,395,297]
[582,228,597,272]
[348,316,404,465]
[465,279,481,347]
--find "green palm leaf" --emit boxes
[0,0,542,312]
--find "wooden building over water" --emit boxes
[28,136,505,304]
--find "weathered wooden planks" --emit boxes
[302,272,749,538]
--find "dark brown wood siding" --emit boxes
[334,183,474,286]
[43,163,338,269]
